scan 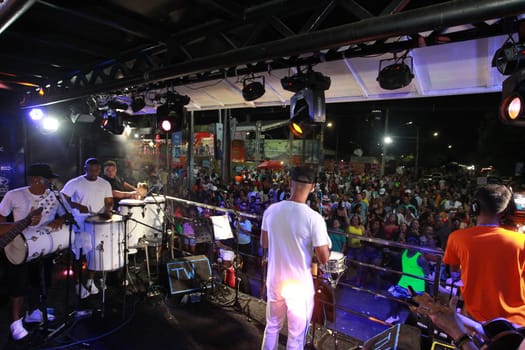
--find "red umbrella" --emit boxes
[257,160,284,170]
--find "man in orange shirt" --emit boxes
[443,184,525,326]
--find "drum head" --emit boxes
[144,195,165,204]
[4,235,27,265]
[329,251,344,260]
[119,199,145,207]
[85,215,123,223]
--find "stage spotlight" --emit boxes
[156,92,189,133]
[101,109,125,135]
[107,100,128,111]
[69,100,96,124]
[289,88,326,138]
[242,75,265,101]
[130,96,146,113]
[42,117,59,132]
[377,55,414,90]
[29,108,44,121]
[281,69,331,93]
[491,41,525,75]
[499,68,525,126]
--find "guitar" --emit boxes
[0,207,44,249]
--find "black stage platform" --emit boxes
[0,248,362,350]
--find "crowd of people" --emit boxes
[182,166,525,349]
[1,159,524,349]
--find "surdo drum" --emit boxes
[5,225,71,265]
[118,199,146,248]
[143,196,165,243]
[84,215,124,271]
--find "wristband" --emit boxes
[454,333,473,349]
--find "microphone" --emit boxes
[41,178,58,191]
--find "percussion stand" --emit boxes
[122,216,163,287]
[231,211,242,311]
[119,211,135,319]
[97,241,106,319]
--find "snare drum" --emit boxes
[118,199,146,248]
[143,196,165,243]
[85,215,124,271]
[320,251,346,274]
[5,226,70,265]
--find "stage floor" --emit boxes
[0,248,405,350]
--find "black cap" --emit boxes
[84,158,100,167]
[28,163,58,179]
[291,166,315,184]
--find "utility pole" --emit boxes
[380,109,389,177]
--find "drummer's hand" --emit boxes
[48,217,65,230]
[100,211,112,220]
[77,204,89,213]
[261,256,268,268]
[28,207,43,226]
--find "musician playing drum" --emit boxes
[61,158,113,299]
[0,163,66,341]
[101,160,140,206]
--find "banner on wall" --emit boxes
[172,131,184,168]
[194,132,214,157]
[215,123,223,161]
[263,140,288,159]
[231,140,246,163]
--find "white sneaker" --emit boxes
[10,319,28,340]
[25,308,56,323]
[76,283,90,299]
[385,315,400,324]
[86,279,99,295]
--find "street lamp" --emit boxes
[433,131,439,137]
[384,136,393,144]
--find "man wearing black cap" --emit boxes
[0,163,66,340]
[61,158,113,298]
[260,166,331,350]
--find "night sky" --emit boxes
[203,92,523,172]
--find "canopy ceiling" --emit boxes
[0,0,524,111]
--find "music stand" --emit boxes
[210,213,243,306]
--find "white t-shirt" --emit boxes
[237,218,252,245]
[0,187,65,226]
[262,200,331,301]
[61,176,112,214]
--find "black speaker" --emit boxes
[166,255,212,295]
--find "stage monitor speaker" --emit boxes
[363,324,421,350]
[166,255,212,295]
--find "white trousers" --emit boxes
[261,295,314,350]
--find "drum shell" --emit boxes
[143,196,165,243]
[118,199,146,248]
[85,216,124,271]
[4,226,71,265]
[319,251,346,274]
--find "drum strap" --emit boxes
[0,216,31,249]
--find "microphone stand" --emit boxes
[46,184,82,337]
[232,210,242,311]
